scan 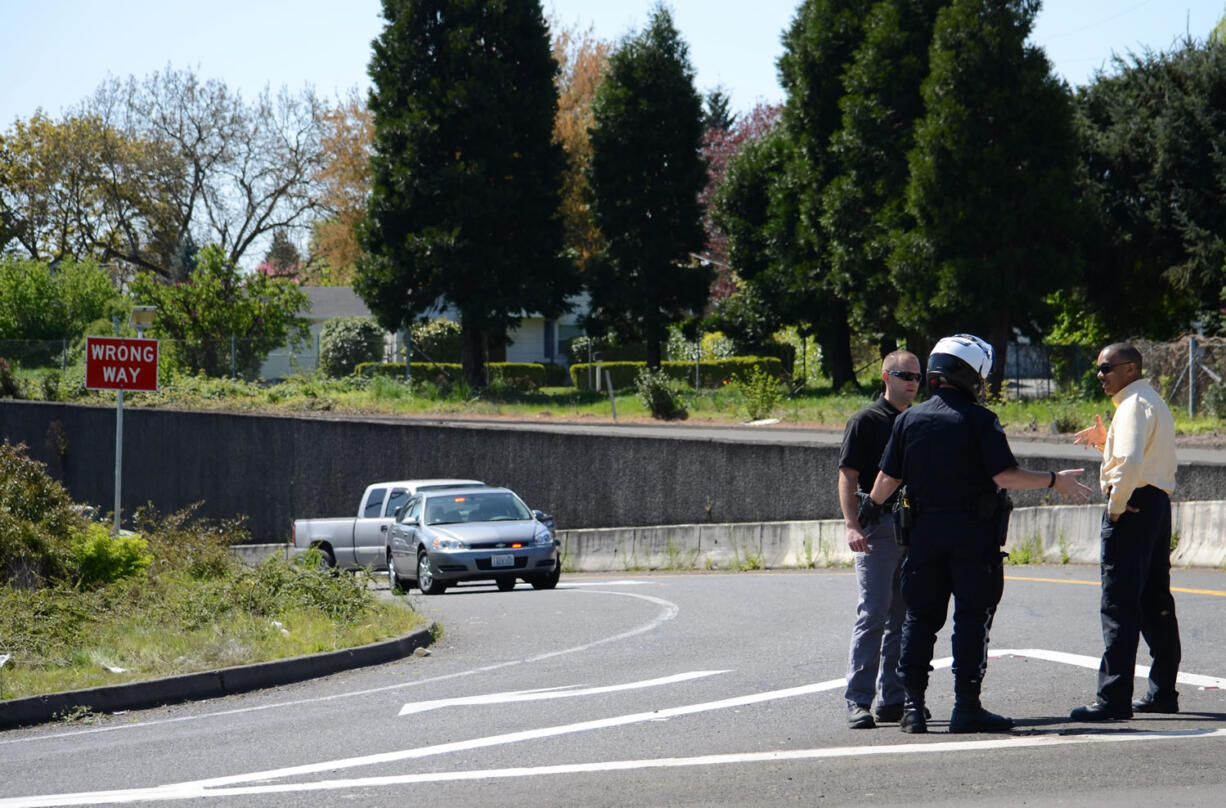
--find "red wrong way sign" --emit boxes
[85,337,159,392]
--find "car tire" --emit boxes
[495,576,516,592]
[528,563,561,590]
[417,551,447,595]
[387,550,409,593]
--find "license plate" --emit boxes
[491,554,514,568]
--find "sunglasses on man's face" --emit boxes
[886,370,922,382]
[1096,361,1132,375]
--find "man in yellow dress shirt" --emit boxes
[1069,342,1182,721]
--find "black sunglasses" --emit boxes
[886,370,922,382]
[1096,361,1132,375]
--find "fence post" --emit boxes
[1189,334,1197,418]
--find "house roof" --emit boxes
[302,287,373,321]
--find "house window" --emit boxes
[544,319,556,360]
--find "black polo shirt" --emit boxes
[839,395,903,498]
[879,387,1017,509]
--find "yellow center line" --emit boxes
[1005,575,1226,597]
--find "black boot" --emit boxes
[900,689,927,734]
[949,679,1013,733]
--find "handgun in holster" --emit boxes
[892,487,914,547]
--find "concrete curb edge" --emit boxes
[0,624,436,731]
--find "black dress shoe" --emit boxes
[875,704,931,723]
[899,708,927,734]
[1132,694,1179,714]
[949,706,1014,733]
[1070,701,1132,721]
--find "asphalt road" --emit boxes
[3,567,1226,807]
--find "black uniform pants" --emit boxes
[897,511,1004,694]
[1097,485,1181,706]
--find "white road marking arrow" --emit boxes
[399,669,729,716]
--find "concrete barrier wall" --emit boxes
[233,500,1226,570]
[4,401,1226,546]
[558,501,1226,571]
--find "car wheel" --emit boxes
[387,550,409,593]
[495,576,516,592]
[529,563,561,590]
[417,551,447,595]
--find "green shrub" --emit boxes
[236,556,373,623]
[568,335,647,363]
[543,362,570,386]
[635,367,688,420]
[357,361,546,389]
[71,524,153,587]
[0,356,21,398]
[409,318,462,362]
[0,441,84,587]
[1203,382,1226,418]
[319,317,383,377]
[731,364,785,421]
[132,503,245,580]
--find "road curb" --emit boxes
[0,625,436,731]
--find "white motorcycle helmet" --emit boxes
[927,334,994,401]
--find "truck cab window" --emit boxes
[363,488,387,518]
[385,488,409,517]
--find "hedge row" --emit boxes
[354,361,566,389]
[569,357,786,391]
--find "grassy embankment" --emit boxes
[0,441,425,704]
[12,363,1222,439]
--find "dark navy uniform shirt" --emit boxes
[879,387,1017,510]
[839,395,903,501]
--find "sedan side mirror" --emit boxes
[533,510,555,530]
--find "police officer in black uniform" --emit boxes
[861,335,1091,734]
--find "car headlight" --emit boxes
[533,526,554,545]
[432,537,468,551]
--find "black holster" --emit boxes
[892,488,914,546]
[974,488,1013,546]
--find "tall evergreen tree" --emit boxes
[1077,39,1226,337]
[586,5,711,368]
[702,86,737,133]
[822,0,945,359]
[356,0,574,387]
[890,0,1082,391]
[776,0,874,389]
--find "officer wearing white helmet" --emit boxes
[860,334,1092,734]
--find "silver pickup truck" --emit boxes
[289,479,484,569]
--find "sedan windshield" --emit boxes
[424,492,532,525]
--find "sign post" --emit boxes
[86,328,159,534]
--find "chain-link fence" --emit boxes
[998,337,1226,416]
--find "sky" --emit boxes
[2,0,1224,129]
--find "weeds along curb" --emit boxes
[0,624,437,731]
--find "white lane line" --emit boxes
[169,676,853,791]
[7,650,1225,807]
[6,728,1226,806]
[992,649,1226,690]
[555,580,654,587]
[399,670,729,715]
[0,588,679,747]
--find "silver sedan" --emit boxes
[386,487,560,595]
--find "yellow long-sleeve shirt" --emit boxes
[1101,377,1176,515]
